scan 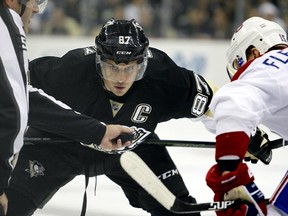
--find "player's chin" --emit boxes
[112,87,128,96]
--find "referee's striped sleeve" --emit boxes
[0,6,29,191]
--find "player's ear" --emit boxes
[247,48,260,61]
[252,48,261,58]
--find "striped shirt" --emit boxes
[0,6,28,191]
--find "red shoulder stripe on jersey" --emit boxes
[215,131,249,160]
[231,60,255,81]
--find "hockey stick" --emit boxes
[120,151,270,214]
[146,138,287,149]
[24,136,287,150]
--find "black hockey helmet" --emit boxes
[95,18,150,81]
[95,18,149,64]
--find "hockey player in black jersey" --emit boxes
[6,18,215,216]
[1,1,133,215]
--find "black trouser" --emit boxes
[6,143,200,216]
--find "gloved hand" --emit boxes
[81,127,151,154]
[206,162,267,216]
[244,128,272,165]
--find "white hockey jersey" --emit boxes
[210,48,288,140]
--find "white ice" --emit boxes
[33,119,288,216]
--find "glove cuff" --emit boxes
[216,131,250,161]
[206,162,255,194]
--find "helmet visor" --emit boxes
[25,0,48,14]
[36,0,48,14]
[96,54,148,82]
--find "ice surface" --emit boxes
[33,119,288,216]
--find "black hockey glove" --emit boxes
[81,127,151,154]
[244,128,272,165]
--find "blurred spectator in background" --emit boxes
[58,0,81,23]
[177,7,211,39]
[210,7,232,39]
[28,0,288,39]
[257,1,287,32]
[82,0,125,35]
[43,6,83,36]
[123,0,158,37]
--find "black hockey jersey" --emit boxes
[28,46,213,138]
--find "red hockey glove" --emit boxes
[206,162,267,216]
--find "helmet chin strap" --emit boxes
[19,3,26,16]
[19,0,26,16]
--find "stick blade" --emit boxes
[120,151,212,213]
[120,151,176,210]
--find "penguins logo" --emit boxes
[25,160,45,178]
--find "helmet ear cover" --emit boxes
[18,0,27,16]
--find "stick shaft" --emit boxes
[147,138,286,150]
[24,137,286,150]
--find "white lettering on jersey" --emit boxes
[191,93,208,116]
[194,73,210,95]
[19,35,27,51]
[191,74,210,116]
[131,103,152,123]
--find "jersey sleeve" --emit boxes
[27,48,107,144]
[209,65,278,160]
[147,48,214,121]
[28,85,106,145]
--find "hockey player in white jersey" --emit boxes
[205,17,288,216]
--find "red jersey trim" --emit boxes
[231,60,255,81]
